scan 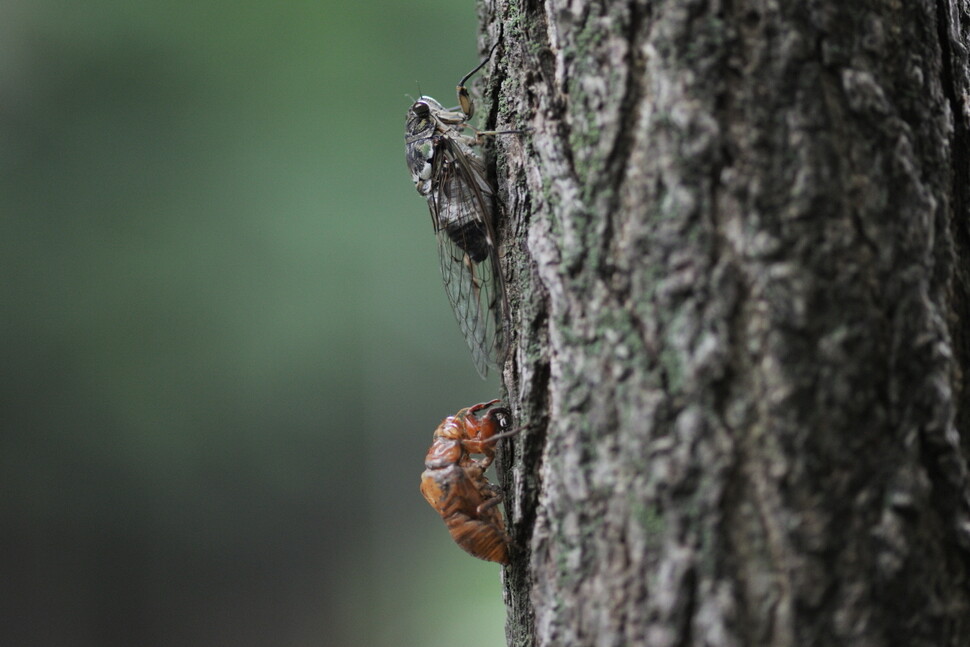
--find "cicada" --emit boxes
[404,44,510,378]
[420,400,519,563]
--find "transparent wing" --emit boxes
[427,137,506,378]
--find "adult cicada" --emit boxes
[404,44,510,378]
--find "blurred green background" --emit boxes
[1,1,508,645]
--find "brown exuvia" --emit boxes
[419,400,518,564]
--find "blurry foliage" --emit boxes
[1,1,506,645]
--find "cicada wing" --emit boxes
[428,138,507,378]
[436,232,503,377]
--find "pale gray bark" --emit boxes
[478,1,970,646]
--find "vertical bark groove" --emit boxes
[936,0,970,461]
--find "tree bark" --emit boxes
[477,1,970,645]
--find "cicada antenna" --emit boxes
[483,426,523,444]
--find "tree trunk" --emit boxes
[478,1,970,645]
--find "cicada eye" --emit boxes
[411,102,431,119]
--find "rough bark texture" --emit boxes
[476,1,970,646]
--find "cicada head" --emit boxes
[405,97,444,139]
[405,98,444,193]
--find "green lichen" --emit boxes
[633,500,666,550]
[659,344,684,393]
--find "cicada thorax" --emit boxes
[423,436,463,470]
[432,399,510,469]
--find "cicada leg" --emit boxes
[476,490,503,516]
[465,399,501,416]
[456,41,500,118]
